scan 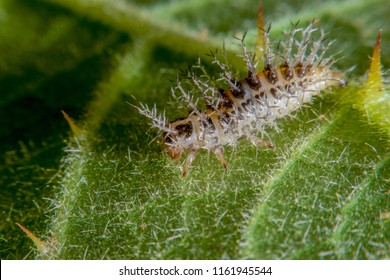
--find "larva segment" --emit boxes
[136,24,347,177]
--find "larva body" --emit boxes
[136,24,347,176]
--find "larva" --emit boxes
[136,22,347,177]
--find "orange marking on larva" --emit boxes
[136,21,347,177]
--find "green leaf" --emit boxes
[1,0,388,259]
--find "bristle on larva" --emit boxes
[135,23,347,177]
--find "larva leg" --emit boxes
[258,139,274,149]
[182,150,198,177]
[247,135,274,149]
[214,147,229,170]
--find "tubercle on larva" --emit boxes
[135,23,347,177]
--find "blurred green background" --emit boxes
[0,0,388,259]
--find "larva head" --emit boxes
[163,118,194,160]
[308,65,348,88]
[328,69,348,87]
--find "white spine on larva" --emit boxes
[136,23,347,177]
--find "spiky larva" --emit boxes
[136,23,347,177]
